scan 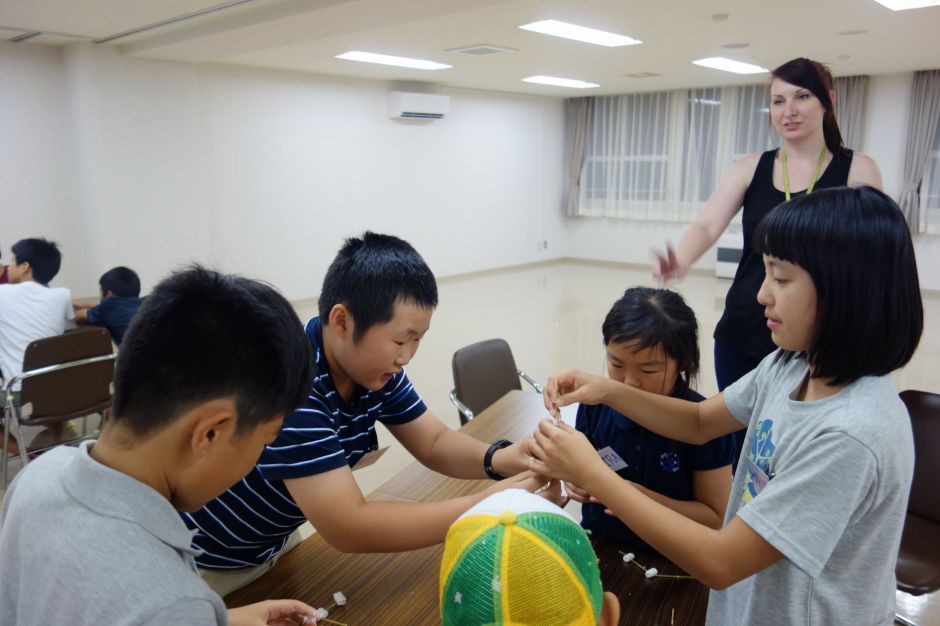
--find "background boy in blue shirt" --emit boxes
[74,266,142,345]
[572,287,734,550]
[185,232,550,596]
[0,266,317,625]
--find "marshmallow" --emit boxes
[622,552,635,563]
[645,567,658,578]
[333,591,347,606]
[315,608,329,620]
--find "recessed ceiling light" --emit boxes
[721,43,750,49]
[838,29,868,35]
[335,51,452,70]
[692,57,768,75]
[871,0,940,9]
[518,20,641,47]
[522,75,600,89]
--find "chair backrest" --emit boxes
[452,339,522,422]
[901,390,940,523]
[17,327,115,426]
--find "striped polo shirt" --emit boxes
[182,316,426,569]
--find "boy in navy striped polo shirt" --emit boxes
[184,232,547,597]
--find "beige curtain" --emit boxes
[564,97,592,216]
[834,75,868,151]
[899,70,940,232]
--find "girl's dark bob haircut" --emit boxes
[753,186,923,386]
[602,287,700,396]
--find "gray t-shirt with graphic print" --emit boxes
[706,352,913,626]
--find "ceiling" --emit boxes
[2,0,939,97]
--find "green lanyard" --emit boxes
[781,147,828,201]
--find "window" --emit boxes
[576,83,780,222]
[581,92,672,215]
[920,123,940,234]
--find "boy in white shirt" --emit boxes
[0,238,74,454]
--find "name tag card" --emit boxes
[597,446,628,472]
[353,446,390,471]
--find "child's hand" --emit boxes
[544,369,613,410]
[527,419,608,488]
[483,470,551,498]
[492,437,534,477]
[534,478,568,508]
[227,599,317,626]
[564,481,594,504]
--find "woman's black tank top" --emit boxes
[713,147,854,360]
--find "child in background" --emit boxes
[573,287,733,550]
[0,266,318,625]
[0,238,74,455]
[74,266,143,346]
[533,186,922,625]
[0,244,8,284]
[440,489,620,626]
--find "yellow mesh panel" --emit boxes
[440,515,497,611]
[502,528,595,625]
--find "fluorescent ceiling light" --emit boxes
[519,19,641,47]
[335,51,451,70]
[692,57,768,75]
[871,0,940,9]
[522,75,599,89]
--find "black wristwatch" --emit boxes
[484,439,512,480]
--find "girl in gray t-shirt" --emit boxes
[532,186,923,626]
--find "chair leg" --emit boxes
[2,408,9,486]
[895,613,918,626]
[13,419,29,469]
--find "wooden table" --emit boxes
[225,390,708,625]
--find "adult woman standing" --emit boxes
[653,58,883,464]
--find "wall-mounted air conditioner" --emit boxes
[388,91,450,120]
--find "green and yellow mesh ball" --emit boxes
[440,489,603,626]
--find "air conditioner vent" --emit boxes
[389,91,450,120]
[400,111,445,119]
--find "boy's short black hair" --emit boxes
[753,186,923,386]
[318,232,438,341]
[602,287,700,395]
[113,266,312,438]
[11,238,62,285]
[99,266,141,298]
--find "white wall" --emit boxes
[562,72,940,291]
[1,44,87,289]
[4,42,935,295]
[2,42,566,299]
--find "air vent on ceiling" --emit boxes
[624,72,661,78]
[446,44,516,56]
